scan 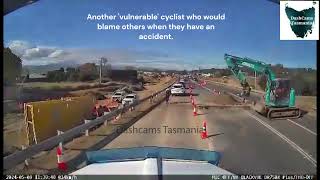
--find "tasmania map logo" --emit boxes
[280,1,319,40]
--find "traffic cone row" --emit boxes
[186,85,208,140]
[57,146,67,171]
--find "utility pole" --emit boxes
[254,71,257,89]
[100,57,108,84]
[99,58,102,84]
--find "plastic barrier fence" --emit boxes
[24,96,96,145]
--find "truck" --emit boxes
[224,53,300,119]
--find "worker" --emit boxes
[165,88,171,104]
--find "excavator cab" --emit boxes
[269,78,291,107]
[266,78,300,119]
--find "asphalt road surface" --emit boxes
[203,80,261,102]
[103,81,317,174]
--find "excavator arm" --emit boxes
[224,54,276,99]
[224,53,300,119]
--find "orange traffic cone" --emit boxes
[201,121,208,139]
[191,98,195,106]
[193,105,197,116]
[57,147,67,171]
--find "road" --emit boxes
[204,80,317,131]
[203,80,261,102]
[102,81,317,174]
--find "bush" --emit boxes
[47,70,66,82]
[67,72,79,81]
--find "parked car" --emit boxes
[122,94,139,106]
[171,83,186,96]
[112,91,127,102]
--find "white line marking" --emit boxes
[287,119,317,136]
[245,111,317,167]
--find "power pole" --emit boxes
[100,57,108,84]
[254,71,257,89]
[99,58,102,84]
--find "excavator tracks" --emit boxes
[267,107,301,120]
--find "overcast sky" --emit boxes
[4,0,317,70]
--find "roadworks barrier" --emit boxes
[4,79,177,171]
[24,96,96,146]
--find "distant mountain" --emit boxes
[22,63,174,74]
[22,62,80,74]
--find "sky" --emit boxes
[3,0,317,70]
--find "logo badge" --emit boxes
[280,1,319,40]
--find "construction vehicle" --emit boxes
[224,53,301,119]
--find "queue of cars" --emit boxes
[170,78,189,96]
[111,90,139,106]
[91,89,139,119]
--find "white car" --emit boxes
[112,91,126,102]
[171,83,186,96]
[122,94,139,106]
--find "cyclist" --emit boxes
[165,88,171,104]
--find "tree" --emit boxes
[272,64,284,76]
[103,64,112,77]
[4,47,22,86]
[65,67,79,81]
[78,63,98,81]
[69,72,79,81]
[46,69,66,82]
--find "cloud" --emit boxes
[8,40,34,57]
[8,40,68,62]
[7,40,225,70]
[48,50,68,58]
